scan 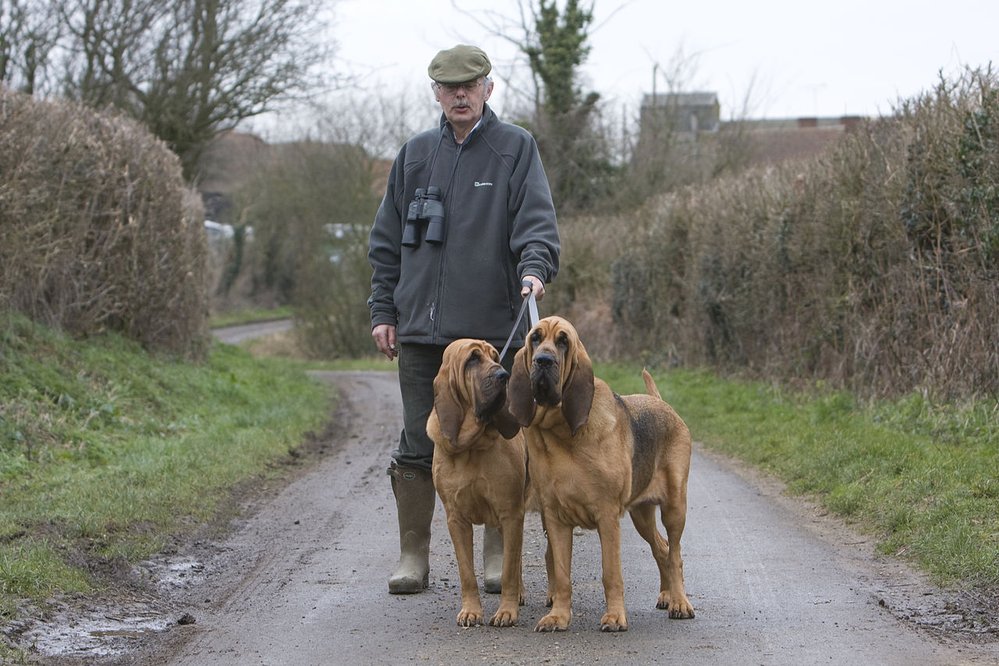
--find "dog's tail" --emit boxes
[642,368,662,400]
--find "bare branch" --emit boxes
[55,0,337,179]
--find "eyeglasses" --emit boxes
[434,80,482,95]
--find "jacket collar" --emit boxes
[439,103,495,145]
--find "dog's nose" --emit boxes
[533,352,555,368]
[494,368,510,382]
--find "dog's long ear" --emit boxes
[507,346,536,426]
[490,404,522,440]
[561,342,594,436]
[433,369,465,444]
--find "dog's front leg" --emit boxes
[489,517,524,627]
[596,516,628,631]
[445,515,483,626]
[534,518,573,631]
[544,534,554,607]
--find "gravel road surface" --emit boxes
[132,369,997,666]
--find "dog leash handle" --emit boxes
[523,279,540,328]
[498,280,539,362]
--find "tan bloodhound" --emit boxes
[508,316,695,632]
[427,339,527,627]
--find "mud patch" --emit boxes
[140,554,207,593]
[12,598,175,661]
[876,585,999,637]
[3,550,215,662]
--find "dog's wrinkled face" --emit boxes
[525,317,573,407]
[441,339,509,422]
[434,339,521,447]
[509,316,595,435]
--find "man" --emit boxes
[367,44,560,595]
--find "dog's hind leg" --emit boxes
[629,504,672,609]
[482,525,504,594]
[659,483,695,619]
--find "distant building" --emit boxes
[636,90,865,170]
[720,115,865,168]
[640,91,721,136]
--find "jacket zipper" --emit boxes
[432,140,464,341]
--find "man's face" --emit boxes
[434,78,493,129]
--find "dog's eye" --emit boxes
[465,352,480,370]
[556,332,569,349]
[530,330,542,345]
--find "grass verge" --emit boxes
[0,314,332,626]
[600,364,999,590]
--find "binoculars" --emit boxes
[402,186,445,248]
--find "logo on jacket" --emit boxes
[474,181,493,187]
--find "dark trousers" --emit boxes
[393,342,518,471]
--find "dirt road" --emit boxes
[211,319,294,344]
[90,369,989,666]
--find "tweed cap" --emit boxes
[427,44,491,83]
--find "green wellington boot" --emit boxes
[387,463,435,594]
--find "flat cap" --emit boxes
[428,44,491,83]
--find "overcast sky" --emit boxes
[324,0,996,122]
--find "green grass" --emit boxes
[0,313,332,621]
[599,364,999,589]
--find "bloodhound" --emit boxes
[427,339,527,627]
[508,316,695,632]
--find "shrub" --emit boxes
[0,87,207,357]
[604,67,999,399]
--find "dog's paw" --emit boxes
[534,611,570,632]
[456,608,484,627]
[599,611,628,632]
[657,592,695,619]
[489,605,519,627]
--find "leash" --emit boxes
[498,279,539,362]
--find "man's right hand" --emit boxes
[372,324,398,360]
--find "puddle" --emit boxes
[15,604,175,659]
[7,553,210,660]
[146,555,207,591]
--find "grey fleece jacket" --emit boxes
[367,104,560,348]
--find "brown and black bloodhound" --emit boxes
[427,339,527,627]
[508,316,695,632]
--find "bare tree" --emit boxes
[308,84,439,160]
[57,0,336,179]
[0,0,61,94]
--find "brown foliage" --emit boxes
[0,87,208,356]
[593,68,999,399]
